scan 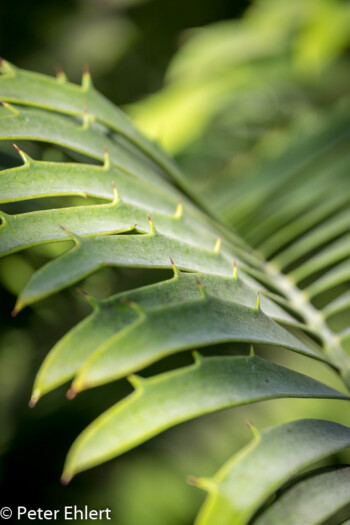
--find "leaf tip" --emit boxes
[28,389,41,408]
[11,300,24,317]
[66,387,78,401]
[60,472,73,486]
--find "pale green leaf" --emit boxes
[254,466,350,525]
[194,419,350,525]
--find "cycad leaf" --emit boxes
[0,106,169,189]
[14,229,256,311]
[254,466,350,525]
[0,59,186,190]
[193,419,350,525]
[70,294,322,393]
[61,360,348,483]
[32,271,298,399]
[0,151,178,210]
[1,62,350,496]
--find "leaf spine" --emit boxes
[122,297,145,317]
[187,475,215,492]
[82,64,92,91]
[127,374,144,390]
[214,236,221,253]
[246,419,260,440]
[0,210,9,226]
[249,344,255,357]
[147,213,156,235]
[76,288,100,310]
[55,65,67,84]
[81,106,95,129]
[192,350,203,365]
[13,143,32,165]
[169,257,179,277]
[0,100,19,116]
[111,181,119,204]
[173,199,183,219]
[58,225,81,246]
[195,278,206,299]
[255,291,260,311]
[233,261,238,279]
[103,146,111,170]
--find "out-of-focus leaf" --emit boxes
[194,419,350,525]
[254,466,350,525]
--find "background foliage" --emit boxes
[0,0,349,523]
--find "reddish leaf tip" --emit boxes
[60,473,72,486]
[28,397,38,409]
[28,389,41,408]
[66,387,77,400]
[187,475,199,487]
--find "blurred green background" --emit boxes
[1,0,350,523]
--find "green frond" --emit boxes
[0,57,349,523]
